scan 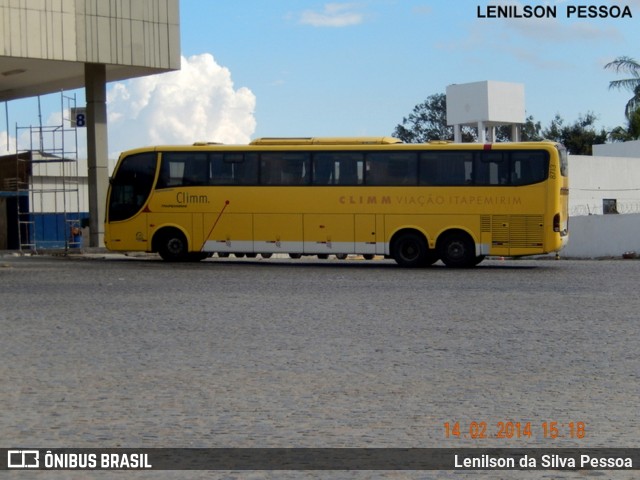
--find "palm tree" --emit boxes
[605,56,640,119]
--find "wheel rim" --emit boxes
[447,241,466,260]
[167,238,184,255]
[400,241,420,261]
[439,233,475,267]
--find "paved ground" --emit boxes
[1,253,638,479]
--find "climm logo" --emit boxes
[339,195,392,205]
[338,195,445,206]
[176,192,210,204]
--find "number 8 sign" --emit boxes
[70,107,87,128]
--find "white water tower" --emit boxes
[446,81,525,142]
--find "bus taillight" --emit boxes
[553,213,561,232]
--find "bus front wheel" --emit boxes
[391,232,428,268]
[438,232,476,268]
[157,229,189,262]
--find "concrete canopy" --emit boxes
[0,56,173,102]
[0,0,180,101]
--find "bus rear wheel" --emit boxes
[157,229,189,262]
[391,232,428,268]
[438,232,476,268]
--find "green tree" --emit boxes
[393,95,605,152]
[542,113,608,155]
[392,93,475,142]
[605,56,640,120]
[495,115,543,142]
[609,108,640,141]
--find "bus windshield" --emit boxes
[108,152,157,222]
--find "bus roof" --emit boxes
[249,137,403,145]
[119,139,563,157]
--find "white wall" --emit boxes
[562,213,640,258]
[563,152,640,257]
[569,155,640,216]
[30,176,88,213]
[592,140,640,158]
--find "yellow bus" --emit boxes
[105,137,568,268]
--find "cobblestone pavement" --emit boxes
[1,253,638,479]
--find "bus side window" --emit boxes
[158,154,185,188]
[210,153,258,185]
[338,158,357,185]
[419,152,471,186]
[313,153,334,184]
[311,152,364,185]
[260,153,310,185]
[260,154,277,185]
[336,153,363,185]
[475,152,507,185]
[511,151,548,185]
[233,153,258,185]
[158,152,208,187]
[210,153,234,184]
[366,152,417,186]
[183,153,209,185]
[283,154,310,185]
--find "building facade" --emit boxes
[0,0,181,248]
[0,0,180,100]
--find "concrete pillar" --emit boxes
[85,63,108,248]
[512,124,520,142]
[477,121,486,143]
[454,124,462,143]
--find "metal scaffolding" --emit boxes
[15,94,81,253]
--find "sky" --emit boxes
[1,0,639,164]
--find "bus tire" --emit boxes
[438,231,476,268]
[335,254,348,260]
[156,229,189,262]
[391,231,428,268]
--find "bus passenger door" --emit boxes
[355,215,377,255]
[107,212,149,252]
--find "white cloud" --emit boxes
[299,3,364,27]
[0,131,16,155]
[107,53,256,157]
